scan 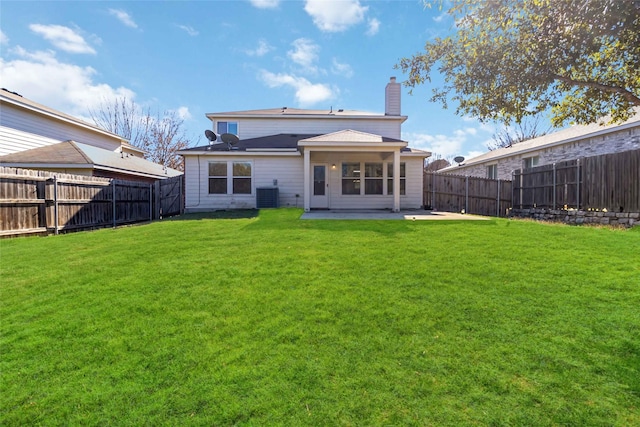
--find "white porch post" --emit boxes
[303,148,311,212]
[393,149,400,212]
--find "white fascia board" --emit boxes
[299,141,407,150]
[401,151,432,158]
[93,164,170,179]
[178,150,301,157]
[245,148,299,152]
[206,113,408,123]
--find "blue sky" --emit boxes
[0,0,499,161]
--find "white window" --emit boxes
[216,121,238,136]
[208,162,227,194]
[523,156,539,169]
[232,162,252,194]
[342,163,361,195]
[364,163,383,195]
[387,162,406,195]
[487,164,498,179]
[208,161,252,194]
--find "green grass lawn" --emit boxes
[1,209,639,426]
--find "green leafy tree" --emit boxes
[397,0,640,127]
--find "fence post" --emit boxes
[112,180,117,228]
[465,175,469,214]
[552,163,556,210]
[511,170,515,211]
[432,172,436,210]
[576,158,581,210]
[497,179,500,217]
[180,175,184,214]
[53,175,59,235]
[150,183,154,222]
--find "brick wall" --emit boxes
[449,125,640,180]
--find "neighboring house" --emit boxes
[0,141,181,182]
[0,88,143,157]
[0,89,181,181]
[178,77,430,212]
[439,111,640,180]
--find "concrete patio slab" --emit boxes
[300,210,490,220]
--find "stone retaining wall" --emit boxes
[510,208,640,228]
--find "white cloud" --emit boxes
[331,58,353,78]
[0,47,135,119]
[108,9,138,29]
[29,24,96,55]
[0,30,8,45]
[433,12,448,23]
[287,38,320,74]
[304,0,368,32]
[249,0,280,9]
[366,18,380,36]
[404,127,482,159]
[258,70,335,106]
[175,106,192,120]
[245,39,274,57]
[177,25,198,36]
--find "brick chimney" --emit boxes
[385,76,401,116]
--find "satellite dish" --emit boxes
[221,133,239,150]
[204,130,217,144]
[454,156,465,164]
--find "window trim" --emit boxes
[523,156,539,169]
[208,160,253,195]
[340,161,406,196]
[216,121,239,137]
[208,161,227,194]
[364,162,384,195]
[487,164,498,179]
[387,162,406,196]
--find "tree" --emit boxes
[397,0,640,127]
[487,114,550,150]
[424,156,451,172]
[89,97,190,171]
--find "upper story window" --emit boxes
[487,164,498,179]
[217,121,238,136]
[523,156,539,169]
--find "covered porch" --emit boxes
[298,130,426,212]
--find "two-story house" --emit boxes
[0,89,181,181]
[179,78,430,212]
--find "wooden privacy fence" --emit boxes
[0,167,183,237]
[512,149,640,212]
[424,172,512,217]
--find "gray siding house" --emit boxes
[179,78,430,212]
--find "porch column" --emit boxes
[393,149,400,212]
[303,148,311,212]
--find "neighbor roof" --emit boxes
[0,88,141,152]
[0,140,181,179]
[439,111,640,172]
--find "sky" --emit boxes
[0,0,501,161]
